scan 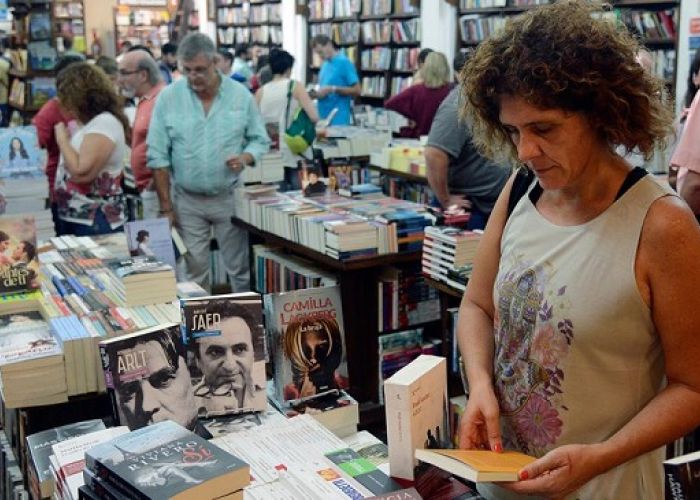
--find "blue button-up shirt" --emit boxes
[146,74,270,195]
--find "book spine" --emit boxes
[664,462,693,500]
[84,457,149,500]
[98,343,121,427]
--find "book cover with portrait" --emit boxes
[85,420,249,499]
[263,285,350,404]
[0,216,39,295]
[0,126,44,179]
[180,293,267,417]
[124,218,177,269]
[98,323,204,437]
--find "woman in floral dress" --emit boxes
[54,63,130,235]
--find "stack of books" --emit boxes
[315,126,392,159]
[422,226,481,291]
[48,316,104,396]
[252,244,338,294]
[240,152,284,184]
[82,421,250,500]
[0,308,68,408]
[108,256,177,307]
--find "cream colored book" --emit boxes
[414,449,537,482]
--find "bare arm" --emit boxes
[457,174,515,451]
[292,80,320,123]
[679,169,700,217]
[424,146,451,207]
[336,82,361,97]
[152,169,174,224]
[56,128,116,184]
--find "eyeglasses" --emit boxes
[181,62,214,77]
[118,69,141,76]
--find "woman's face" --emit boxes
[499,94,603,191]
[11,138,20,151]
[693,71,700,89]
[0,240,8,252]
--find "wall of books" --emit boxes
[216,0,283,51]
[307,0,421,102]
[113,3,173,56]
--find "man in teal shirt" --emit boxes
[310,35,360,126]
[147,33,269,292]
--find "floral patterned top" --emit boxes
[55,112,126,228]
[478,175,674,500]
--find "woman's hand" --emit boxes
[502,444,606,499]
[54,123,70,148]
[458,383,502,452]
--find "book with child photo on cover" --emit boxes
[0,216,39,295]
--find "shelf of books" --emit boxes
[52,0,87,55]
[7,1,59,122]
[456,1,678,90]
[216,0,282,51]
[113,4,173,56]
[307,0,420,102]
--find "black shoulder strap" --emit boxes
[507,168,535,218]
[615,166,647,200]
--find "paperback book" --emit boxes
[0,126,43,178]
[84,420,250,500]
[98,323,203,436]
[180,293,267,417]
[414,449,536,483]
[263,285,350,404]
[664,450,700,500]
[124,218,177,269]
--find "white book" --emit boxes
[384,354,450,481]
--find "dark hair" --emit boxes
[136,230,149,243]
[234,43,249,57]
[128,44,155,58]
[20,240,36,261]
[95,55,118,77]
[256,54,269,73]
[461,0,673,164]
[161,42,178,56]
[217,48,233,64]
[453,50,471,74]
[54,54,84,74]
[9,137,29,160]
[269,49,294,76]
[311,34,333,48]
[191,300,263,362]
[63,35,74,50]
[0,231,9,243]
[685,50,700,108]
[56,63,132,144]
[418,48,433,65]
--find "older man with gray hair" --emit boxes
[118,49,166,220]
[146,33,269,292]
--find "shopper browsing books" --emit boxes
[310,34,360,126]
[54,63,130,236]
[118,49,166,220]
[146,33,270,292]
[424,52,509,230]
[456,2,700,499]
[256,48,319,189]
[384,51,452,139]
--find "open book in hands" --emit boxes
[415,448,536,482]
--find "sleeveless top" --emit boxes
[258,78,302,166]
[478,174,674,500]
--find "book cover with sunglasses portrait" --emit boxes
[263,285,349,405]
[180,292,266,417]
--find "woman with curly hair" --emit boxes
[54,62,131,235]
[455,1,700,498]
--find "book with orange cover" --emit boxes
[414,449,536,482]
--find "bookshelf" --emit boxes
[52,0,86,55]
[7,0,59,123]
[215,0,282,52]
[306,0,421,103]
[113,4,173,57]
[455,1,679,90]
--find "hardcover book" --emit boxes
[263,285,350,404]
[414,449,536,483]
[84,420,250,500]
[384,355,450,481]
[664,450,700,500]
[98,323,203,436]
[26,419,106,500]
[125,218,177,269]
[180,293,267,416]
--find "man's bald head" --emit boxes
[118,49,162,97]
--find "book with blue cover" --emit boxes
[124,218,177,269]
[0,126,43,179]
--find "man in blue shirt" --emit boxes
[147,33,270,292]
[310,35,360,126]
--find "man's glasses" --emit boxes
[118,69,141,76]
[181,62,213,77]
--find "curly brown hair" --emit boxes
[56,62,131,143]
[460,0,673,165]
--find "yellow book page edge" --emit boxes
[434,450,536,473]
